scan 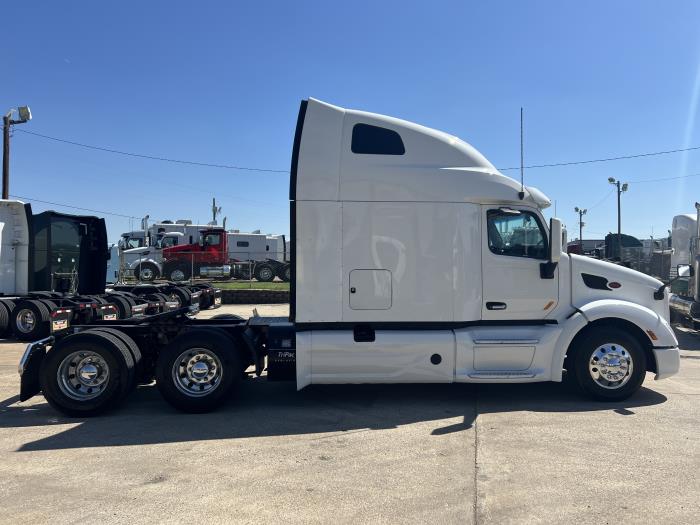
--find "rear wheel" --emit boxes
[254,263,275,282]
[11,299,51,341]
[281,264,291,282]
[170,286,192,308]
[0,299,16,338]
[166,263,191,282]
[39,330,135,417]
[570,327,647,401]
[106,294,132,319]
[156,329,240,413]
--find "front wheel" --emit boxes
[134,262,160,282]
[156,329,241,413]
[570,327,647,401]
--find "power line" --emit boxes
[499,145,700,171]
[587,189,614,211]
[15,126,700,174]
[10,194,139,219]
[14,129,289,173]
[628,172,700,183]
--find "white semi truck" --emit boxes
[668,205,700,324]
[19,98,679,416]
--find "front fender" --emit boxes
[551,299,678,381]
[128,257,161,270]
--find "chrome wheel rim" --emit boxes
[57,351,110,400]
[171,269,185,281]
[172,348,222,397]
[259,267,273,280]
[140,267,154,281]
[589,343,633,389]
[15,309,36,333]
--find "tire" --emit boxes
[86,327,145,384]
[280,264,291,282]
[569,327,647,401]
[170,286,192,307]
[156,329,241,413]
[39,330,135,417]
[166,263,191,282]
[0,299,16,338]
[11,299,51,341]
[134,262,160,282]
[254,263,275,282]
[198,288,213,309]
[106,295,132,319]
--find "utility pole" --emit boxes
[574,207,587,252]
[2,106,32,200]
[608,177,629,259]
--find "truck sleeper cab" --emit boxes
[290,98,679,400]
[18,98,680,417]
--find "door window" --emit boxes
[487,209,547,259]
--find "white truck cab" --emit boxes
[291,98,679,400]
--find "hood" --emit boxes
[570,254,667,319]
[123,246,152,256]
[571,254,662,289]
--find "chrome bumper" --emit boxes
[653,346,680,380]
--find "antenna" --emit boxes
[518,107,525,200]
[211,197,222,225]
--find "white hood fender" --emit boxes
[550,299,678,382]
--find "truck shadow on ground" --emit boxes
[1,377,667,452]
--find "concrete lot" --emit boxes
[0,305,698,524]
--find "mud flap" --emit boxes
[18,340,50,401]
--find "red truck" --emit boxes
[161,228,232,281]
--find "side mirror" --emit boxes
[199,237,205,247]
[677,264,693,278]
[549,218,562,264]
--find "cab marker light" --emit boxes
[646,330,658,341]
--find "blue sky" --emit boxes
[5,1,700,243]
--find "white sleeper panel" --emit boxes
[310,329,455,384]
[341,201,456,322]
[295,201,343,323]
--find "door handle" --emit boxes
[486,302,507,310]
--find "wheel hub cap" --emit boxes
[172,270,185,281]
[16,309,36,333]
[57,351,110,401]
[589,344,633,389]
[172,349,222,397]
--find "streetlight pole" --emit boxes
[2,114,10,200]
[608,177,629,259]
[574,207,587,252]
[2,106,32,200]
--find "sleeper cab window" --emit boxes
[351,123,405,155]
[236,241,249,247]
[487,209,547,259]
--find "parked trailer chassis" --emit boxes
[18,308,293,416]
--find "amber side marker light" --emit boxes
[646,330,659,341]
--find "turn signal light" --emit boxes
[646,330,658,341]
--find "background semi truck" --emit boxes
[18,98,680,417]
[116,224,289,282]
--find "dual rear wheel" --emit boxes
[41,328,241,416]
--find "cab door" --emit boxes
[481,206,558,320]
